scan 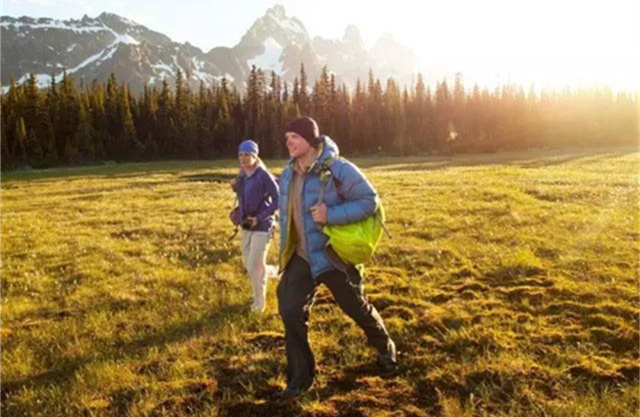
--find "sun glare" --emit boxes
[394,0,639,91]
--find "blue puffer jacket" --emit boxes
[278,136,378,278]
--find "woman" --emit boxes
[229,140,280,313]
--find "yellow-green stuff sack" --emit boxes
[322,203,386,266]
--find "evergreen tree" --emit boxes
[366,70,384,152]
[137,83,158,158]
[2,64,638,170]
[384,78,405,154]
[173,69,195,157]
[451,72,466,149]
[15,117,28,165]
[434,79,453,150]
[0,111,10,170]
[104,73,121,159]
[75,91,96,162]
[350,79,367,153]
[2,76,24,166]
[120,84,142,159]
[89,80,107,160]
[155,78,174,156]
[213,77,234,154]
[245,66,266,147]
[298,63,310,114]
[312,65,331,133]
[23,73,55,166]
[57,72,81,163]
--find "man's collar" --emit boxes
[293,144,324,174]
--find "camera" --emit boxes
[241,217,254,230]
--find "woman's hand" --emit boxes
[246,216,258,228]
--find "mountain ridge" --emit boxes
[1,5,418,93]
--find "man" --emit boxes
[275,116,396,399]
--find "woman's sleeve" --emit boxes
[256,170,280,222]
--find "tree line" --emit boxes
[1,64,637,170]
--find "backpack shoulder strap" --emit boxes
[317,156,345,205]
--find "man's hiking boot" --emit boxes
[378,340,397,372]
[273,386,308,400]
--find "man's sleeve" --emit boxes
[326,161,377,225]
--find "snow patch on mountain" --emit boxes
[248,37,283,74]
[152,61,176,78]
[99,45,120,63]
[3,73,60,93]
[111,32,140,45]
[0,19,105,33]
[191,57,215,84]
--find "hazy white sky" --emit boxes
[3,0,639,89]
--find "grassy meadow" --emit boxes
[1,147,639,416]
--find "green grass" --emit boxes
[1,146,639,416]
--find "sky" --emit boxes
[2,0,639,90]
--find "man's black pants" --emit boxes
[276,254,394,389]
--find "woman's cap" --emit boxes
[238,139,259,156]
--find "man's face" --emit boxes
[285,131,313,159]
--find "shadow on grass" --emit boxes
[359,147,636,172]
[0,302,248,404]
[224,398,304,417]
[321,362,399,393]
[3,147,636,183]
[213,360,402,416]
[181,172,238,183]
[0,160,242,183]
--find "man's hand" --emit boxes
[229,178,238,190]
[310,204,328,225]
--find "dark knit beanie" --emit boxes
[286,116,321,147]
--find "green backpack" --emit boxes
[317,158,390,266]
